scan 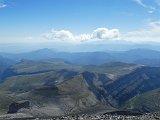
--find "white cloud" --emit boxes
[0,2,7,8]
[149,21,160,29]
[133,0,146,7]
[133,0,156,13]
[43,28,120,43]
[123,21,160,42]
[92,28,120,40]
[44,29,74,41]
[42,20,160,44]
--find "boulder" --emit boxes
[8,100,30,114]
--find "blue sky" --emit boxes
[0,0,160,43]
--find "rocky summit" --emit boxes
[1,112,160,120]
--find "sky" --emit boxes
[0,0,160,44]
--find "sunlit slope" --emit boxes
[2,60,141,80]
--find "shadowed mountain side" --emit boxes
[124,88,160,113]
[105,67,160,106]
[0,56,15,80]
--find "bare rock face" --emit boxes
[7,100,30,114]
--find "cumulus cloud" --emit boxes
[122,21,160,42]
[0,2,7,8]
[44,29,74,41]
[43,28,120,43]
[92,28,120,40]
[43,22,160,43]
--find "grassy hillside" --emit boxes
[2,60,141,80]
[0,70,79,92]
[0,60,160,116]
[0,69,114,116]
[83,62,141,79]
[124,88,160,112]
[5,60,82,74]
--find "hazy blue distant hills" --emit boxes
[1,48,160,66]
[134,58,160,67]
[112,49,160,62]
[1,41,160,53]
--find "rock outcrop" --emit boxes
[8,100,30,114]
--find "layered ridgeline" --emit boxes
[0,49,160,117]
[0,59,140,116]
[1,48,160,66]
[125,88,160,112]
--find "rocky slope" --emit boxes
[1,111,160,120]
[0,69,114,116]
[104,67,160,106]
[125,88,160,112]
[0,60,160,117]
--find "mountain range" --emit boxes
[1,48,160,66]
[0,48,160,118]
